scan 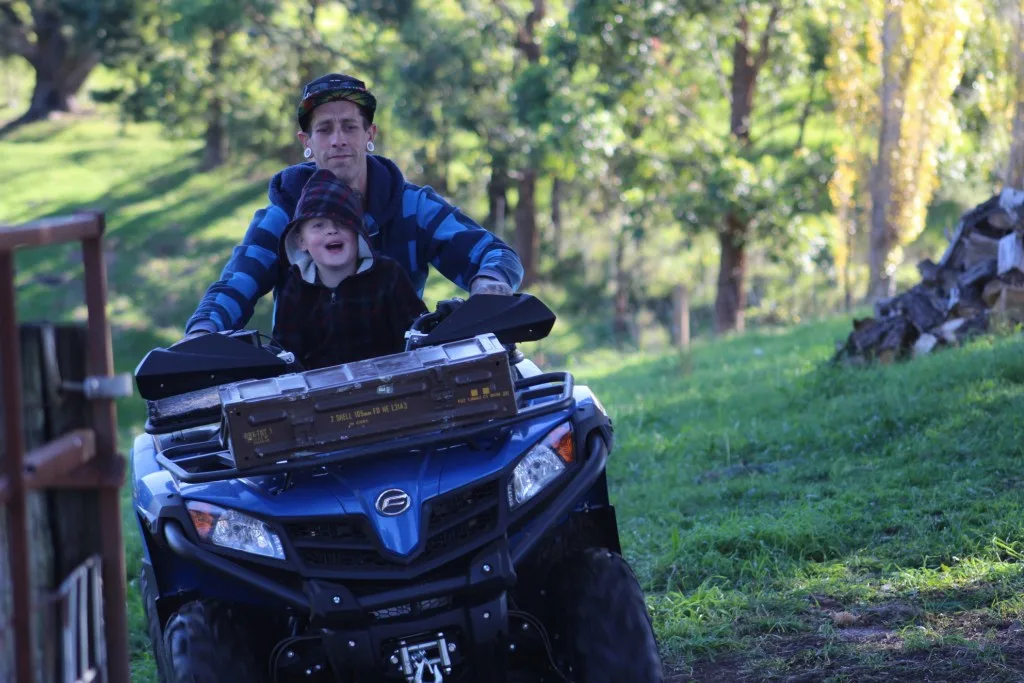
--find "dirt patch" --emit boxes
[834,626,896,643]
[665,618,1024,682]
[695,458,804,484]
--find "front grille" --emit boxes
[299,548,393,570]
[285,480,502,575]
[423,506,498,559]
[428,481,497,533]
[286,518,371,544]
[370,596,452,621]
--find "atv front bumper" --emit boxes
[157,437,613,680]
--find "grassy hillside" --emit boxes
[7,117,1024,682]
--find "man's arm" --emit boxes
[184,203,291,334]
[408,186,524,293]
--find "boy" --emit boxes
[272,169,428,369]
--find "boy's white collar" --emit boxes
[285,231,374,285]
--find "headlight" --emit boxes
[508,423,575,510]
[185,501,286,560]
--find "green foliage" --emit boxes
[0,0,147,61]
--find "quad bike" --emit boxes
[131,294,663,683]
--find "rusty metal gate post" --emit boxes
[0,211,131,683]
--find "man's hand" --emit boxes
[469,276,513,297]
[171,328,212,347]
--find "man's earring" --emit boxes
[303,147,313,159]
[366,141,375,153]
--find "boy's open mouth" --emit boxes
[325,242,346,253]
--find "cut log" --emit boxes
[934,318,965,344]
[999,232,1024,276]
[983,279,1005,306]
[853,317,876,331]
[958,257,997,290]
[899,289,947,333]
[991,285,1024,324]
[835,191,1024,365]
[913,333,939,357]
[937,219,967,268]
[964,232,1001,266]
[987,210,1015,231]
[917,258,940,283]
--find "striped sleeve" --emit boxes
[185,203,291,333]
[405,186,524,292]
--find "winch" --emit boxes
[392,632,454,683]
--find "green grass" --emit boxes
[580,325,1024,680]
[8,115,1024,681]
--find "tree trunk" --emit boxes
[613,229,633,347]
[551,177,564,258]
[201,34,229,171]
[298,0,325,86]
[868,6,904,301]
[671,284,691,349]
[715,214,748,334]
[0,7,99,134]
[1007,1,1024,189]
[486,154,510,239]
[729,12,760,145]
[841,204,855,312]
[507,0,546,286]
[514,169,539,287]
[796,72,819,149]
[714,9,765,333]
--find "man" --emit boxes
[183,73,522,338]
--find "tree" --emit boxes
[830,0,977,301]
[120,0,316,170]
[0,0,143,132]
[1006,0,1024,188]
[713,2,783,333]
[494,0,549,287]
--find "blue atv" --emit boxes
[131,294,663,683]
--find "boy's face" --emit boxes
[298,218,359,271]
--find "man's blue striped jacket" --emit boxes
[185,155,524,334]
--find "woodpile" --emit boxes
[834,188,1024,364]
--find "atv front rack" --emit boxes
[155,372,574,484]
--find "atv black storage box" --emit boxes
[221,333,518,471]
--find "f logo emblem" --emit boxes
[375,489,412,516]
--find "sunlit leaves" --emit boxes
[827,0,979,278]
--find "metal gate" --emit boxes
[0,212,131,683]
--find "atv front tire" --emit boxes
[162,600,267,683]
[554,548,664,683]
[139,569,169,683]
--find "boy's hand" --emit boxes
[469,276,512,297]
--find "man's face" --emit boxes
[298,218,359,271]
[298,100,376,185]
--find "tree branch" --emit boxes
[493,0,544,62]
[753,3,781,72]
[247,21,374,74]
[708,31,732,106]
[0,1,36,61]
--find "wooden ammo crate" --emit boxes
[221,333,518,470]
